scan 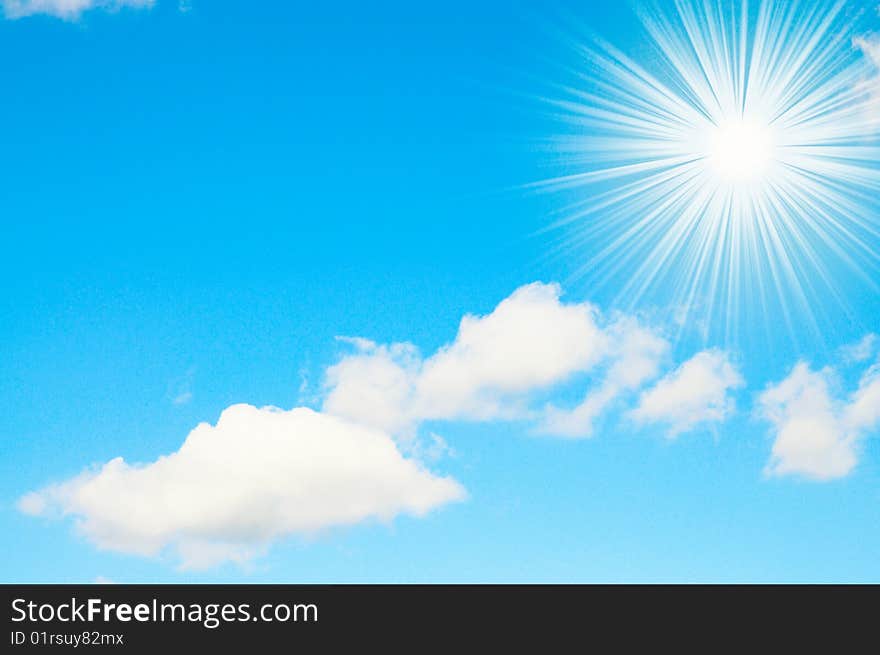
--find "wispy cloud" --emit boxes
[539,317,670,438]
[854,34,880,126]
[840,333,877,364]
[167,367,196,406]
[2,0,153,20]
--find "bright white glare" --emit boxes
[537,0,880,342]
[707,117,775,183]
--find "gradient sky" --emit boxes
[2,0,879,583]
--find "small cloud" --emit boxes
[324,282,609,436]
[758,359,880,481]
[2,0,153,20]
[854,35,880,126]
[630,350,744,437]
[167,367,195,406]
[840,333,877,364]
[93,576,116,584]
[413,283,608,424]
[324,282,742,441]
[17,492,47,516]
[856,35,880,64]
[539,318,669,438]
[327,282,677,440]
[405,433,456,463]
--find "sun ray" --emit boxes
[537,0,880,345]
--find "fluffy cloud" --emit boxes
[2,0,152,20]
[759,358,880,481]
[324,282,744,440]
[414,283,607,421]
[323,339,421,436]
[631,350,744,437]
[844,360,880,432]
[324,283,610,435]
[539,319,669,437]
[19,404,464,569]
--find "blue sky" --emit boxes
[1,0,879,583]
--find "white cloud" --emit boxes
[19,404,464,569]
[631,350,744,437]
[324,283,611,435]
[759,364,854,480]
[324,282,688,441]
[856,35,880,69]
[414,283,607,421]
[844,360,880,431]
[324,282,744,441]
[168,367,196,406]
[759,358,880,481]
[405,433,455,463]
[840,333,877,363]
[855,35,880,125]
[323,339,421,436]
[539,318,669,437]
[172,391,193,405]
[2,0,152,20]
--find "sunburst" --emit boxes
[537,0,880,343]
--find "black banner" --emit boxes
[3,585,877,651]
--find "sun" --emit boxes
[706,116,776,185]
[538,0,880,342]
